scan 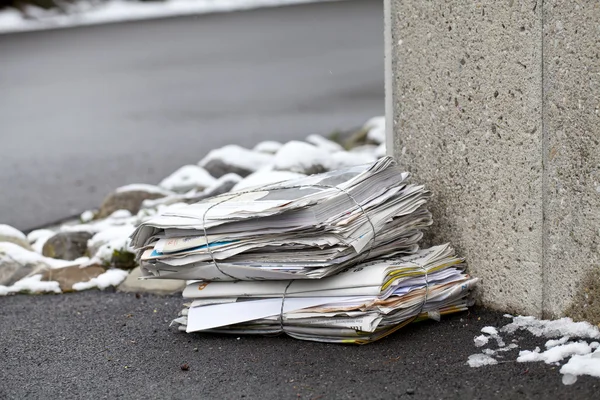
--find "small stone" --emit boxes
[180,364,190,371]
[0,224,32,251]
[0,244,49,286]
[406,388,415,395]
[40,264,106,292]
[117,267,186,295]
[97,184,171,218]
[42,231,93,261]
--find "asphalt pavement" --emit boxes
[1,291,598,399]
[0,0,384,231]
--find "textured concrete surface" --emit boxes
[1,291,599,399]
[389,0,600,320]
[542,1,600,319]
[0,0,384,231]
[389,1,544,315]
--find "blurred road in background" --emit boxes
[0,0,383,231]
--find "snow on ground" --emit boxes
[159,165,217,193]
[467,315,600,385]
[0,274,61,296]
[72,268,129,291]
[200,144,274,173]
[0,0,343,34]
[0,242,83,269]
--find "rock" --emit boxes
[42,231,93,261]
[253,140,283,154]
[159,165,217,193]
[305,134,345,153]
[118,267,186,295]
[0,224,32,251]
[0,249,48,286]
[97,184,171,218]
[27,229,56,254]
[40,264,106,292]
[199,145,274,178]
[273,141,331,175]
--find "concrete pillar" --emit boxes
[386,0,600,320]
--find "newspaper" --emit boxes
[170,244,478,344]
[130,157,432,281]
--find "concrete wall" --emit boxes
[386,0,599,319]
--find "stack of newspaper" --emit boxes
[130,157,477,344]
[172,244,477,344]
[130,157,432,281]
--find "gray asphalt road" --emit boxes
[1,292,598,399]
[0,0,384,231]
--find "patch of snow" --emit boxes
[80,210,95,223]
[0,242,78,269]
[0,274,61,295]
[0,224,27,241]
[27,229,54,244]
[305,134,344,153]
[159,165,217,193]
[72,268,129,291]
[90,235,133,266]
[363,116,385,144]
[518,341,594,364]
[496,343,519,352]
[467,353,498,368]
[502,316,600,340]
[482,348,496,356]
[115,183,172,195]
[329,150,377,170]
[200,145,274,172]
[481,326,498,335]
[375,143,387,158]
[560,348,600,384]
[109,209,133,219]
[0,0,343,34]
[474,334,489,347]
[253,140,283,154]
[232,170,306,192]
[273,141,331,173]
[88,225,136,256]
[546,336,571,349]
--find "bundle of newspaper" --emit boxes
[171,244,477,344]
[130,157,432,281]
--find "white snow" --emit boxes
[0,224,27,241]
[560,349,600,384]
[200,145,274,172]
[72,268,129,291]
[26,229,56,253]
[0,274,61,296]
[546,336,571,349]
[517,341,594,364]
[375,143,387,158]
[0,0,342,34]
[329,150,377,170]
[363,116,385,144]
[0,242,79,269]
[87,224,136,257]
[232,170,306,192]
[305,134,345,153]
[481,326,498,335]
[159,165,217,193]
[253,140,283,154]
[501,316,600,339]
[80,210,95,223]
[467,353,498,368]
[273,141,331,173]
[115,183,172,195]
[474,334,489,347]
[90,236,133,266]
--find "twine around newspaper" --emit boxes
[196,183,434,336]
[199,183,378,281]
